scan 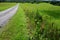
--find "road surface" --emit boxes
[0,4,19,27]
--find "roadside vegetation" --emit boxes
[0,3,60,40]
[0,4,28,40]
[0,3,16,11]
[20,3,60,40]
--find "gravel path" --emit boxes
[0,4,19,27]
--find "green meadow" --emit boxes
[0,3,60,40]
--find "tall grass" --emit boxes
[20,3,60,40]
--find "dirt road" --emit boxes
[0,4,19,27]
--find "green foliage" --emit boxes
[21,3,60,40]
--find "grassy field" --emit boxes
[20,3,60,40]
[20,3,60,28]
[0,3,16,11]
[0,3,60,40]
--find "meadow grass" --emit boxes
[20,3,60,28]
[0,3,16,11]
[20,3,60,40]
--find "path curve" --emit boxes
[0,4,19,27]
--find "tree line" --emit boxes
[0,0,60,6]
[0,0,59,2]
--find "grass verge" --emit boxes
[0,4,28,40]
